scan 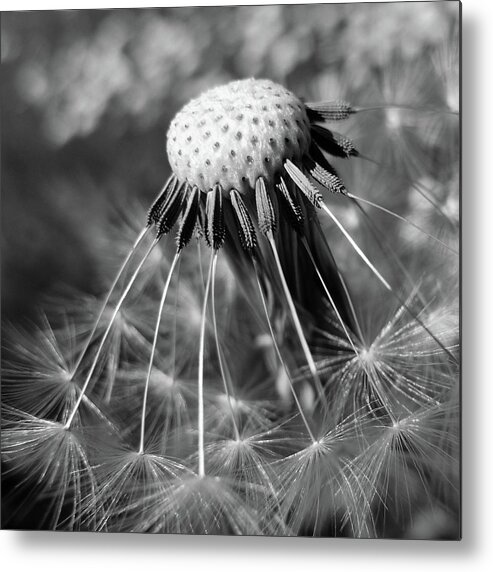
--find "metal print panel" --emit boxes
[1,1,460,538]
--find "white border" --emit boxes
[2,0,493,570]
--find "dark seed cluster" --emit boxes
[153,79,359,259]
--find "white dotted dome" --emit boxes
[166,79,311,195]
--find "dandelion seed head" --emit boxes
[146,240,166,266]
[113,366,195,441]
[210,390,274,434]
[148,368,175,393]
[299,381,315,413]
[385,108,403,131]
[177,283,204,332]
[152,80,355,257]
[167,79,311,194]
[359,346,376,365]
[215,393,246,414]
[255,332,273,349]
[103,305,125,330]
[391,419,401,431]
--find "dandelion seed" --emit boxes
[60,290,163,404]
[112,365,197,451]
[272,410,374,536]
[84,442,189,532]
[62,239,160,429]
[2,318,113,426]
[207,380,276,435]
[347,192,458,254]
[132,472,284,535]
[314,294,458,421]
[348,401,459,537]
[200,421,290,514]
[2,407,98,530]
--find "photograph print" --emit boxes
[1,1,460,538]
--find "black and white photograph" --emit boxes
[2,1,461,540]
